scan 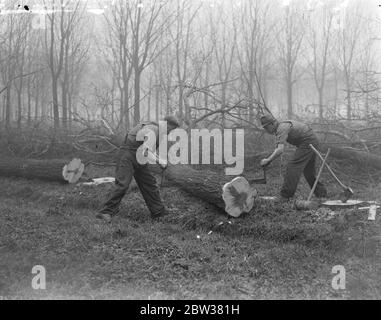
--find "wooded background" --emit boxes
[1,0,381,135]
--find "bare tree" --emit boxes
[306,3,334,121]
[103,0,134,129]
[208,2,237,126]
[351,19,380,122]
[168,0,202,121]
[60,4,88,129]
[127,0,174,125]
[44,0,82,128]
[335,1,364,120]
[14,17,30,128]
[233,0,275,121]
[275,2,305,119]
[0,7,31,129]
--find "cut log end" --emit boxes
[222,177,258,217]
[62,158,85,184]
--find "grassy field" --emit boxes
[0,165,380,300]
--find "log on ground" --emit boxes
[158,164,257,216]
[0,158,84,183]
[328,147,381,170]
[245,146,381,171]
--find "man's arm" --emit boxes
[139,125,168,169]
[261,144,284,167]
[261,122,290,167]
[146,149,167,169]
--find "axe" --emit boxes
[246,152,273,185]
[247,167,267,185]
[309,144,354,203]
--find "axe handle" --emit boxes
[309,144,347,189]
[307,148,330,202]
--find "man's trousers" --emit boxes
[280,144,328,199]
[99,147,165,217]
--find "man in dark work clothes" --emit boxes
[96,116,180,223]
[260,115,328,202]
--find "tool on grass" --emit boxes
[247,167,267,185]
[295,148,331,210]
[321,199,365,208]
[309,144,354,203]
[82,177,115,186]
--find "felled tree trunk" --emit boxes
[154,164,257,216]
[245,146,381,171]
[327,147,381,170]
[160,164,227,210]
[0,158,84,183]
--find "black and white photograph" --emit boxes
[0,0,380,302]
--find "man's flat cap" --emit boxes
[260,115,276,127]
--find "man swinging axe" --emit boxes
[259,115,328,202]
[96,116,180,223]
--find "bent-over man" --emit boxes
[260,115,328,202]
[96,116,180,222]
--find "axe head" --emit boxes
[340,187,354,203]
[248,168,267,185]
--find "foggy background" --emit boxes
[1,0,381,132]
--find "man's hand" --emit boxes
[159,162,168,170]
[260,158,270,167]
[156,155,168,170]
[147,149,167,169]
[261,145,284,168]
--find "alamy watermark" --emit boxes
[331,265,346,290]
[0,265,46,300]
[31,265,46,290]
[136,121,245,176]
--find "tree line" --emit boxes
[0,0,380,132]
